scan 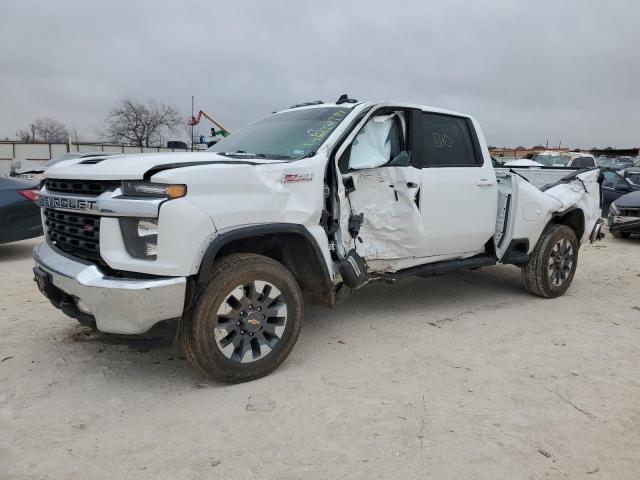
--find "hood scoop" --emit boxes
[79,156,112,165]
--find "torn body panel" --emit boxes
[339,166,425,264]
[494,168,600,260]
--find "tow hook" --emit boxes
[589,218,605,243]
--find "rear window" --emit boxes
[573,157,595,168]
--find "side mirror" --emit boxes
[616,182,631,192]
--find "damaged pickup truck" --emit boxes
[32,97,603,382]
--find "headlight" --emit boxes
[121,181,186,199]
[609,203,619,215]
[119,218,158,260]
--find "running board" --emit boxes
[379,254,497,283]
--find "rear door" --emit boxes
[411,111,497,256]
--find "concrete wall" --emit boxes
[0,142,189,174]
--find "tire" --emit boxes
[611,230,631,239]
[179,253,304,383]
[521,224,579,298]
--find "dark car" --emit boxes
[608,191,640,238]
[0,176,43,244]
[601,170,640,216]
[620,166,640,187]
[598,156,639,173]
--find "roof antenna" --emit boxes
[336,94,357,105]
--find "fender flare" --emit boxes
[197,223,333,289]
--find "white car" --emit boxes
[33,97,603,382]
[524,151,597,168]
[11,152,118,179]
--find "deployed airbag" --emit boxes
[348,114,395,170]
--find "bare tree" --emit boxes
[102,98,181,147]
[18,118,69,143]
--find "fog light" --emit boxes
[145,241,158,257]
[119,218,159,260]
[137,219,158,237]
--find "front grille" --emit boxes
[619,208,640,217]
[43,208,101,261]
[46,179,118,196]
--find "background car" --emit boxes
[598,156,639,173]
[0,176,42,244]
[601,170,640,216]
[532,151,597,168]
[11,152,118,179]
[617,165,640,186]
[608,191,640,238]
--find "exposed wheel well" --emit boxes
[216,233,329,292]
[196,226,334,306]
[551,208,584,241]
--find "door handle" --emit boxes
[476,178,494,187]
[406,182,418,188]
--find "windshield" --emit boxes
[533,154,570,167]
[208,107,350,160]
[627,172,640,186]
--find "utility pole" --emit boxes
[191,96,194,152]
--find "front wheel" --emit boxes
[521,224,579,298]
[179,254,303,383]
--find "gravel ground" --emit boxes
[1,233,639,479]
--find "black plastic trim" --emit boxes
[496,194,512,249]
[383,253,497,281]
[197,223,333,289]
[500,238,530,266]
[144,160,285,179]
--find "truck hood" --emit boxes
[44,152,284,180]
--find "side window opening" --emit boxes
[347,112,406,170]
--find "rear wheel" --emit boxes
[179,254,303,383]
[521,224,578,298]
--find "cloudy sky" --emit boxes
[1,0,638,148]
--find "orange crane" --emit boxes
[187,110,230,137]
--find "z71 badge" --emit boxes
[282,173,313,183]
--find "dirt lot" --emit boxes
[1,233,639,479]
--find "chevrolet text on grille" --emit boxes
[38,195,97,211]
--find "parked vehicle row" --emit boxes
[516,151,598,168]
[597,156,638,171]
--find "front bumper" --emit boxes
[607,214,640,234]
[33,242,187,334]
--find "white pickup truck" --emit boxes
[33,97,603,382]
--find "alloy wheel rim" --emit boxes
[548,238,574,287]
[214,280,288,363]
